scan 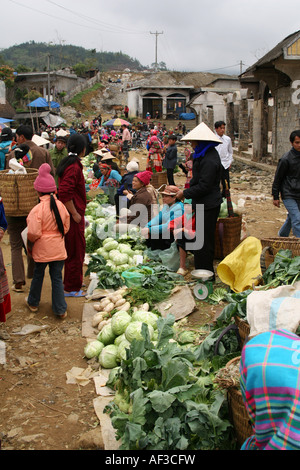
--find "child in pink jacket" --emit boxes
[25,163,70,318]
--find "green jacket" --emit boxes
[50,147,68,185]
[50,146,68,169]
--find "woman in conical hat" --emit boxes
[176,122,223,279]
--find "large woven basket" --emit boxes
[225,357,253,447]
[0,169,39,216]
[261,237,300,269]
[150,171,168,189]
[214,215,242,259]
[234,316,250,349]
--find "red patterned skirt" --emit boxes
[0,271,11,322]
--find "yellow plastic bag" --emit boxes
[217,236,262,293]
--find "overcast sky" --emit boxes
[3,0,300,75]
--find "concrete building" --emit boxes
[187,77,241,128]
[0,80,15,120]
[14,69,84,102]
[240,30,300,162]
[126,85,194,119]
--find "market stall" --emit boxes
[79,153,300,451]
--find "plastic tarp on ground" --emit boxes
[42,114,66,128]
[179,113,195,120]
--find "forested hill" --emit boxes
[0,41,146,74]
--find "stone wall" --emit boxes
[273,85,300,161]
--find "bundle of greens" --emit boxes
[124,262,185,307]
[261,249,300,288]
[104,315,234,450]
[85,254,125,290]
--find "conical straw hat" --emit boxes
[101,153,117,161]
[32,134,50,146]
[181,122,222,143]
[56,129,69,137]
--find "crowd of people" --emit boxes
[2,110,300,450]
[0,116,230,324]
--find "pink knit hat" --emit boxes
[34,163,57,193]
[135,170,152,186]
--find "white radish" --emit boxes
[98,319,110,331]
[114,298,126,307]
[99,297,111,309]
[104,302,115,312]
[92,312,105,327]
[116,301,130,312]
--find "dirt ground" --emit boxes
[0,152,288,451]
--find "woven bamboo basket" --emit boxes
[225,357,253,446]
[214,215,242,259]
[0,169,39,216]
[260,237,300,269]
[150,171,168,189]
[234,316,250,349]
[109,143,120,152]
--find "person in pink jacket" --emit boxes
[25,163,70,318]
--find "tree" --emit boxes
[0,65,15,88]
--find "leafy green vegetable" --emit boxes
[111,311,132,336]
[208,288,228,304]
[104,315,233,450]
[84,340,104,359]
[99,344,119,369]
[261,249,300,288]
[97,323,116,345]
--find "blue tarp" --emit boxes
[179,113,196,120]
[0,118,14,123]
[27,98,60,109]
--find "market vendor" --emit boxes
[175,122,222,279]
[119,171,153,228]
[97,163,122,188]
[141,185,184,251]
[240,329,300,450]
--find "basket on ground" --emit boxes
[260,237,300,269]
[225,357,253,447]
[234,316,250,349]
[0,169,39,216]
[214,215,242,259]
[150,171,168,189]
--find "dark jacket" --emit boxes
[183,147,222,209]
[163,143,177,169]
[117,170,138,195]
[272,148,300,201]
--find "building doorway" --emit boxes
[143,93,163,119]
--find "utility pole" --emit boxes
[240,60,244,75]
[150,31,163,71]
[47,53,51,108]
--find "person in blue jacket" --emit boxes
[97,163,122,188]
[0,128,14,170]
[141,185,184,251]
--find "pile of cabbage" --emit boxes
[94,237,146,273]
[84,308,160,369]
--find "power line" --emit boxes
[200,63,242,73]
[7,0,147,36]
[44,0,147,35]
